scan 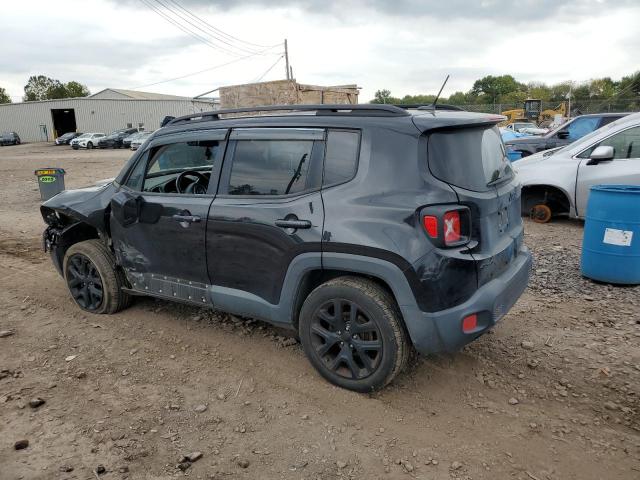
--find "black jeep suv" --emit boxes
[40,104,531,392]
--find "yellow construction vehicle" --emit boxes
[501,99,567,126]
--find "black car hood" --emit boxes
[41,183,116,231]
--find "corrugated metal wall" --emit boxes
[0,98,216,142]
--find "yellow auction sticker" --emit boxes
[39,176,56,183]
[35,169,58,176]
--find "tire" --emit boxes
[530,203,552,223]
[299,276,410,392]
[63,239,132,314]
[87,142,93,149]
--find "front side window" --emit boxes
[124,140,221,193]
[578,126,640,159]
[228,139,314,195]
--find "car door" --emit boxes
[110,129,227,305]
[575,125,640,216]
[207,128,325,308]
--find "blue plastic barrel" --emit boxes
[581,185,640,284]
[506,150,522,162]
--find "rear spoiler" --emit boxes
[412,113,506,133]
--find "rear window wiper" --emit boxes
[486,169,512,187]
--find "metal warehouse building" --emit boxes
[0,88,218,143]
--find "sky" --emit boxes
[2,0,639,102]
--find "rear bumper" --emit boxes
[403,246,532,355]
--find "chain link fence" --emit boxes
[458,97,640,115]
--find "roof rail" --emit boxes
[167,104,410,126]
[394,104,465,112]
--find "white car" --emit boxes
[505,122,547,136]
[514,112,640,223]
[71,133,106,150]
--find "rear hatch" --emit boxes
[425,122,524,287]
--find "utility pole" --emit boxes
[284,39,290,80]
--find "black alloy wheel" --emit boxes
[65,253,104,311]
[310,299,382,380]
[299,277,409,392]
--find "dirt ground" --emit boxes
[0,143,639,480]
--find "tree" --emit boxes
[618,71,640,97]
[64,81,90,98]
[0,87,11,104]
[23,75,90,101]
[371,89,393,104]
[24,75,62,101]
[588,77,617,99]
[446,91,468,105]
[471,75,522,104]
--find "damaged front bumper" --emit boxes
[42,225,64,275]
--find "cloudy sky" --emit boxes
[2,0,639,102]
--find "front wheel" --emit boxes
[87,142,93,149]
[63,240,132,314]
[299,277,410,392]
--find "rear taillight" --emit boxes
[423,215,438,238]
[420,205,471,248]
[443,210,461,245]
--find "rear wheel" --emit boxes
[87,141,93,149]
[299,277,409,392]
[530,203,552,223]
[63,240,132,314]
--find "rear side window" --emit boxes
[323,130,360,186]
[428,125,513,192]
[228,140,314,195]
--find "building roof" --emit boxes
[89,88,194,100]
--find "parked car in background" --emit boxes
[122,132,143,149]
[40,104,531,392]
[505,113,629,157]
[129,131,154,150]
[514,112,640,223]
[71,133,106,150]
[55,132,82,145]
[505,122,537,133]
[98,128,139,149]
[0,131,21,145]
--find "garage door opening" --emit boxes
[51,109,77,138]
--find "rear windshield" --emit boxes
[427,125,513,192]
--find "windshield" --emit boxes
[77,134,91,139]
[546,116,634,156]
[428,125,513,192]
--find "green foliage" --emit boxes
[471,75,524,104]
[23,75,90,101]
[64,81,91,98]
[370,71,640,109]
[0,87,11,104]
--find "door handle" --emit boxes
[172,214,201,223]
[275,219,312,229]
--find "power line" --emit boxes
[153,0,262,56]
[138,0,252,58]
[127,52,276,90]
[253,55,284,83]
[166,0,277,50]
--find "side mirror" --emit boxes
[111,192,141,227]
[557,130,570,139]
[587,145,614,165]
